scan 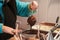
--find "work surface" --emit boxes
[32,23,60,33]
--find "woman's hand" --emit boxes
[2,25,22,35]
[29,1,38,10]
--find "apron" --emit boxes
[0,0,17,40]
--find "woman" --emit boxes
[0,0,38,40]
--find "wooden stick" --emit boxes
[14,24,20,40]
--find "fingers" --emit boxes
[12,29,22,35]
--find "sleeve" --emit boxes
[16,0,36,17]
[0,23,3,33]
[0,3,3,33]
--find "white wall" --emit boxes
[17,0,60,29]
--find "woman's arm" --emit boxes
[0,23,21,35]
[16,0,38,17]
[0,23,15,34]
